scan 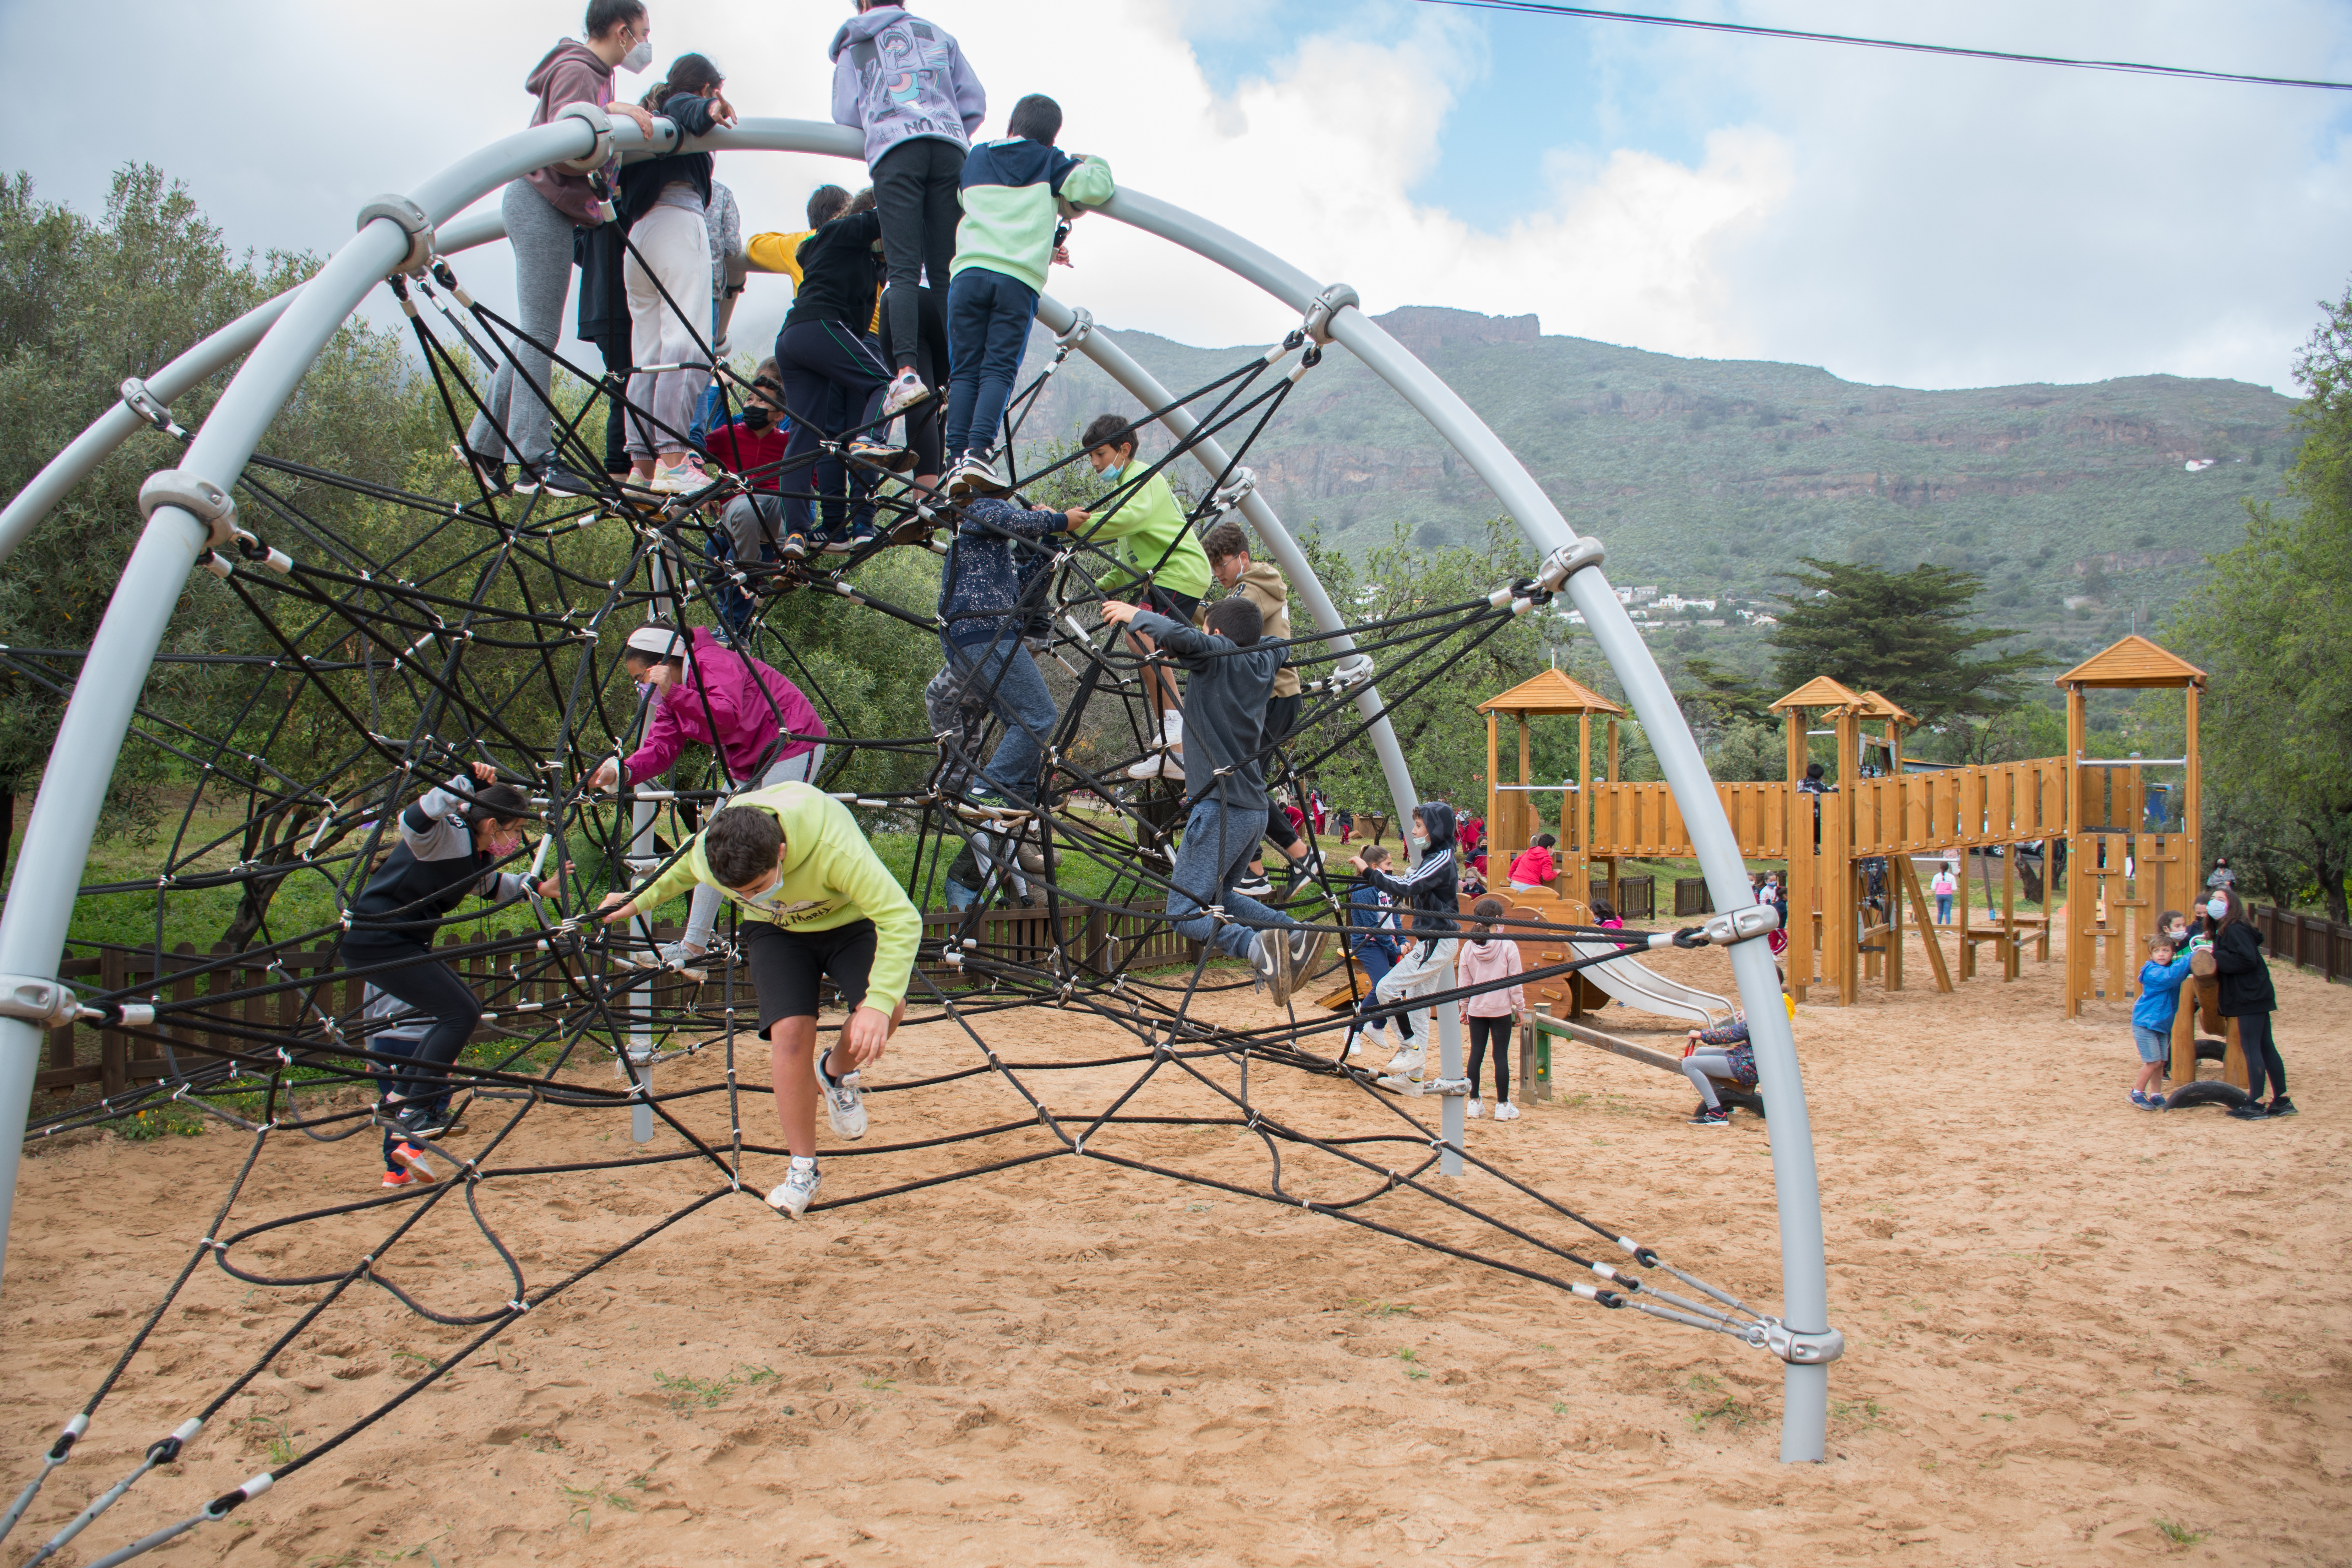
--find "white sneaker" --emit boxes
[1494,1101,1521,1122]
[1230,874,1276,898]
[650,455,713,495]
[623,941,707,983]
[945,456,1007,498]
[1465,1098,1485,1119]
[1125,748,1182,781]
[881,369,931,417]
[1250,928,1294,1007]
[766,1157,821,1217]
[1385,1045,1424,1078]
[814,1050,868,1140]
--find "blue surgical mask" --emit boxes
[2206,898,2227,920]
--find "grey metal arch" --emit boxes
[0,114,1833,1460]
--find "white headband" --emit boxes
[626,625,688,659]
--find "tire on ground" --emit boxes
[2162,1078,2249,1111]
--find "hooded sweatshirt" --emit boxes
[2210,920,2277,1017]
[348,776,536,944]
[1456,934,1527,1021]
[2132,952,2193,1032]
[1357,803,1459,942]
[1087,468,1211,604]
[621,627,825,787]
[632,781,920,1015]
[1221,560,1300,700]
[522,41,620,225]
[953,137,1116,295]
[1128,610,1282,813]
[829,7,987,167]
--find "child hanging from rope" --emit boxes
[1098,594,1326,1004]
[1347,803,1461,1083]
[1680,968,1794,1127]
[1199,519,1318,897]
[587,623,828,979]
[343,762,569,1187]
[1342,845,1405,1065]
[2131,930,2193,1111]
[942,95,1115,496]
[598,782,921,1216]
[1080,414,1214,782]
[1457,896,1529,1122]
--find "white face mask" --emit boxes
[2206,898,2227,921]
[622,35,653,73]
[634,680,654,702]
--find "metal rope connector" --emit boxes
[1534,537,1606,594]
[139,469,237,550]
[1054,305,1095,350]
[0,976,81,1029]
[1301,283,1360,346]
[1754,1318,1845,1366]
[356,194,433,278]
[120,378,186,441]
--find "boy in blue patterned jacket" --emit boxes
[936,495,1088,813]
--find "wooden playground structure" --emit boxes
[1476,635,2221,1047]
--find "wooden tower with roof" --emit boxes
[2055,634,2208,1021]
[1769,675,1866,1004]
[1476,669,1624,909]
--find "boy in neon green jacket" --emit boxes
[1077,412,1212,781]
[597,781,920,1217]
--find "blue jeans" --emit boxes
[944,634,1060,802]
[944,268,1037,460]
[1166,798,1300,960]
[1935,894,1953,924]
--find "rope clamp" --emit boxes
[1699,904,1781,947]
[1054,305,1095,350]
[1424,1076,1472,1097]
[356,193,434,278]
[121,376,187,440]
[1301,283,1361,346]
[1328,653,1376,693]
[1534,537,1606,594]
[1209,468,1257,516]
[139,468,238,549]
[0,975,80,1029]
[552,100,614,175]
[1757,1318,1845,1365]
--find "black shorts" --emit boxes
[741,918,877,1034]
[1143,585,1201,623]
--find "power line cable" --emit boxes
[1414,0,2352,91]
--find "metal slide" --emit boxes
[1570,940,1734,1025]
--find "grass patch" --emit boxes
[1391,1348,1429,1381]
[117,1104,208,1141]
[2153,1519,2208,1547]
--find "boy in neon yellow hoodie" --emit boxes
[1077,412,1212,780]
[597,780,920,1216]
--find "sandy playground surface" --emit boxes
[2,926,2348,1567]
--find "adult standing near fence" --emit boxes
[463,2,659,495]
[2207,887,2295,1119]
[2206,855,2237,892]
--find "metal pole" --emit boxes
[0,210,507,567]
[0,120,611,1292]
[1030,297,1421,832]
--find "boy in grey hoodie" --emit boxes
[830,3,986,421]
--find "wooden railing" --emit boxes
[2253,905,2352,986]
[31,901,1202,1105]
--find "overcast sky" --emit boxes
[5,0,2348,395]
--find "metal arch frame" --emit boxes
[0,116,1833,1461]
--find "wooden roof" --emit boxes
[1769,675,1866,713]
[1477,668,1625,716]
[1856,690,1918,727]
[2054,634,2207,690]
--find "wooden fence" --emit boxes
[2253,905,2352,986]
[1615,875,1655,922]
[33,900,1203,1102]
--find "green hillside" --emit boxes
[1015,305,2297,669]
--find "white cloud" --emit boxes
[1,0,2345,396]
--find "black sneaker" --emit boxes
[2227,1102,2270,1121]
[1688,1105,1731,1127]
[780,533,810,562]
[2266,1096,2299,1118]
[453,445,509,493]
[396,1102,464,1141]
[1230,874,1276,898]
[517,457,600,497]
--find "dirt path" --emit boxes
[3,929,2346,1565]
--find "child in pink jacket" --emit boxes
[1457,895,1529,1121]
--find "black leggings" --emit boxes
[348,941,482,1105]
[879,283,948,475]
[592,326,632,475]
[1467,1014,1512,1100]
[872,138,964,374]
[2235,1010,2287,1101]
[777,318,890,537]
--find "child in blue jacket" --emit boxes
[2131,931,2193,1110]
[942,93,1115,496]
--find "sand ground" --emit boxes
[3,926,2347,1567]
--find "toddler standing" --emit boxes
[2130,931,2192,1110]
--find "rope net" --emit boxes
[0,250,1775,1565]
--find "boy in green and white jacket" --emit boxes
[942,92,1114,496]
[598,781,920,1217]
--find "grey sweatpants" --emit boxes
[465,180,575,468]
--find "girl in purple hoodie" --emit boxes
[461,3,657,496]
